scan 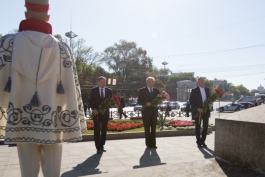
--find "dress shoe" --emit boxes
[201,143,207,148]
[197,143,202,148]
[101,147,106,152]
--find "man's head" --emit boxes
[25,0,50,22]
[197,77,205,88]
[146,77,155,88]
[98,76,106,88]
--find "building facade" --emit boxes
[177,80,197,102]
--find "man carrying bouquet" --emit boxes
[89,76,113,154]
[138,77,160,149]
[189,77,210,148]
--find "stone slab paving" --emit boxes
[1,132,264,177]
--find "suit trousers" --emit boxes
[142,108,157,147]
[93,115,109,150]
[194,113,209,144]
[17,143,62,177]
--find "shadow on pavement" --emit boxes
[199,147,215,159]
[133,148,166,169]
[61,153,106,177]
[215,158,265,177]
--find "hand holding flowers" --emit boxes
[198,88,223,123]
[98,94,120,115]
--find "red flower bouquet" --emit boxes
[202,88,223,113]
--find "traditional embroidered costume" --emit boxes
[0,7,86,145]
[0,1,87,176]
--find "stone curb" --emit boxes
[81,127,213,141]
[0,127,214,144]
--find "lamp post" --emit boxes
[162,61,168,71]
[65,31,78,49]
[162,61,168,84]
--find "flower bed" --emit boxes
[86,119,195,132]
[165,120,194,127]
[108,122,143,131]
[87,120,144,132]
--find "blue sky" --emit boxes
[2,0,265,90]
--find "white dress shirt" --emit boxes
[199,86,207,103]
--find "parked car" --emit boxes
[169,101,180,110]
[134,104,142,111]
[239,102,255,109]
[130,101,138,106]
[181,103,187,112]
[158,101,170,111]
[216,103,244,112]
[237,96,259,106]
[158,103,168,111]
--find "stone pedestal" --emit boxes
[215,105,265,171]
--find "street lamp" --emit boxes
[162,61,168,71]
[162,61,168,84]
[65,31,78,49]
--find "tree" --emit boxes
[54,34,64,41]
[102,40,153,96]
[230,84,250,100]
[73,39,101,74]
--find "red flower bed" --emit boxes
[108,122,143,131]
[87,121,144,132]
[165,120,194,127]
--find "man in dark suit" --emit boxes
[118,96,128,119]
[138,77,160,149]
[189,77,210,148]
[89,76,113,154]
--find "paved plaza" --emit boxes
[1,102,264,177]
[1,132,264,177]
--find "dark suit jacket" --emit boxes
[138,87,160,109]
[89,86,113,115]
[189,86,210,116]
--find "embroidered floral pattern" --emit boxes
[59,42,73,68]
[0,34,15,70]
[7,102,80,128]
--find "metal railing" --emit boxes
[85,109,188,119]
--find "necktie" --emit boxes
[150,88,153,98]
[100,88,104,99]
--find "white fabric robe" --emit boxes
[0,31,87,144]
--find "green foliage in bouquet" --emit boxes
[99,97,116,115]
[152,94,166,107]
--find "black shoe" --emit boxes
[97,150,101,154]
[8,144,17,147]
[197,143,202,148]
[101,147,106,152]
[201,143,207,148]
